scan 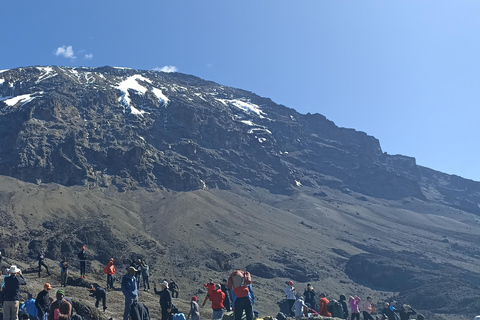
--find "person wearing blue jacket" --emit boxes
[21,293,39,320]
[122,266,139,320]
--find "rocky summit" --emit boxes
[0,66,479,320]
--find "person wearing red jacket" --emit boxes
[209,284,225,320]
[103,258,116,290]
[202,278,216,307]
[319,293,332,317]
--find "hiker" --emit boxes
[129,299,150,320]
[21,293,39,320]
[362,296,374,320]
[384,300,399,320]
[186,296,200,320]
[201,278,215,307]
[303,283,316,311]
[48,289,72,320]
[349,295,361,320]
[154,281,172,320]
[327,299,345,319]
[3,265,27,320]
[103,258,116,290]
[89,284,107,312]
[292,296,308,320]
[227,269,253,320]
[169,280,179,298]
[221,279,232,311]
[141,260,150,291]
[135,259,143,285]
[59,257,69,287]
[399,304,416,320]
[285,281,296,316]
[381,302,393,320]
[36,283,52,320]
[339,294,349,319]
[318,293,331,317]
[121,266,139,320]
[209,283,225,320]
[38,251,51,278]
[77,246,87,279]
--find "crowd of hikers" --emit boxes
[2,247,475,320]
[284,281,426,320]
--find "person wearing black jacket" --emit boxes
[303,284,316,311]
[90,284,108,312]
[339,294,348,319]
[3,265,27,320]
[130,300,151,320]
[36,283,52,320]
[399,304,416,320]
[78,246,87,279]
[221,279,232,311]
[154,281,172,320]
[38,251,51,278]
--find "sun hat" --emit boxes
[57,289,65,296]
[7,265,21,274]
[161,281,169,288]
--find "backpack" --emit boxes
[276,312,287,320]
[172,313,186,320]
[328,300,344,318]
[227,270,251,298]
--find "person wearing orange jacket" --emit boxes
[209,284,225,320]
[103,258,116,290]
[319,293,332,317]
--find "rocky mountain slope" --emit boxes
[0,66,479,319]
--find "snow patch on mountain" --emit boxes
[116,75,169,115]
[218,99,267,118]
[152,88,169,106]
[36,67,57,83]
[0,92,40,106]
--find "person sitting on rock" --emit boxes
[291,296,308,320]
[319,293,331,317]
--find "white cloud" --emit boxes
[153,65,178,73]
[85,53,93,60]
[55,46,76,59]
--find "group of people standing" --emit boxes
[1,264,74,320]
[285,281,425,320]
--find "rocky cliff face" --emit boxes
[1,66,479,214]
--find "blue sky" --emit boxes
[2,1,480,181]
